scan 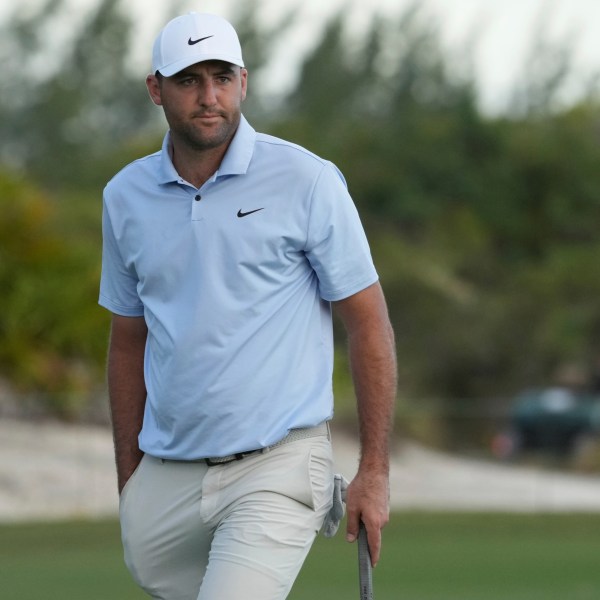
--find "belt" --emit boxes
[204,422,330,467]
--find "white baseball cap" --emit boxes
[152,12,244,77]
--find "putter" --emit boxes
[358,521,373,600]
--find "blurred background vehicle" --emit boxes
[492,387,600,460]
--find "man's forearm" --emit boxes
[333,282,397,566]
[107,316,148,493]
[349,315,397,474]
[336,282,397,471]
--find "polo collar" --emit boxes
[158,115,256,185]
[218,115,256,176]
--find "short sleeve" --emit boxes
[98,194,144,317]
[304,162,378,301]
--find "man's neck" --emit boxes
[170,141,228,189]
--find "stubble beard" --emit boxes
[176,111,241,153]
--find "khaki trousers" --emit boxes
[119,433,334,600]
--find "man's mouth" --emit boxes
[194,113,223,120]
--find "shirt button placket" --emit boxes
[191,191,204,221]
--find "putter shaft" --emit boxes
[358,522,373,600]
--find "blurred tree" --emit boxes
[266,4,600,449]
[230,1,298,120]
[0,0,162,187]
[0,171,109,418]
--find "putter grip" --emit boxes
[358,522,373,600]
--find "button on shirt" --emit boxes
[99,116,378,460]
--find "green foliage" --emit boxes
[0,171,109,418]
[269,5,600,420]
[0,0,161,186]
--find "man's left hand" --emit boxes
[344,467,390,567]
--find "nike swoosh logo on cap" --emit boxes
[237,208,264,218]
[188,35,214,46]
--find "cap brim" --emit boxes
[158,54,245,76]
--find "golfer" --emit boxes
[99,12,396,600]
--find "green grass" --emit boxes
[2,513,600,599]
[299,513,600,600]
[0,520,144,600]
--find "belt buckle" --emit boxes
[205,450,259,467]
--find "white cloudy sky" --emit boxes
[8,0,600,113]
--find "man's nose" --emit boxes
[198,81,217,106]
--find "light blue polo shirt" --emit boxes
[99,115,378,460]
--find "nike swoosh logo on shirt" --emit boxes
[237,208,264,218]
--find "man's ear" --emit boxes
[146,74,163,106]
[240,68,248,102]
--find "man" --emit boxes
[99,11,396,600]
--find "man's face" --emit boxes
[146,60,247,152]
